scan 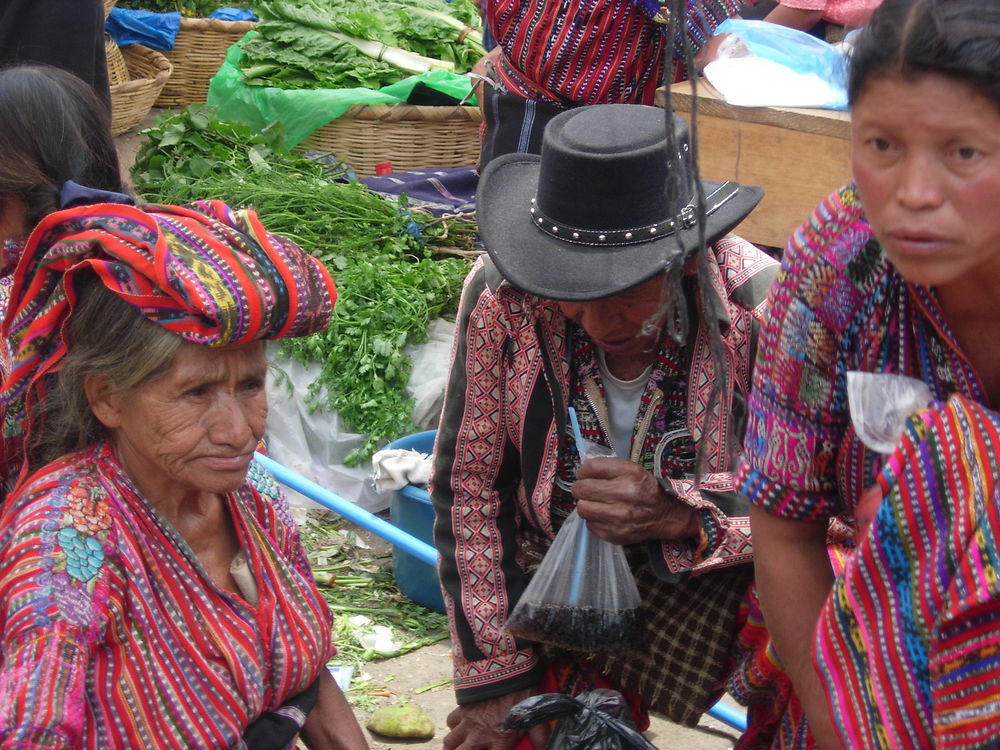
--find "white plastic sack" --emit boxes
[265,344,387,512]
[703,19,849,109]
[404,317,456,430]
[263,318,455,512]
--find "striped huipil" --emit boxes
[735,184,992,747]
[0,441,334,748]
[816,396,1000,749]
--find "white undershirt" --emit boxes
[596,350,652,459]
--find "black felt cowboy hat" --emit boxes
[476,104,763,301]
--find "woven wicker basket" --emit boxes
[108,43,173,136]
[154,17,256,108]
[105,34,129,87]
[103,0,117,18]
[299,104,483,176]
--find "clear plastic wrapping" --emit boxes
[505,438,642,652]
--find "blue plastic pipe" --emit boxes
[706,699,747,731]
[256,452,748,733]
[253,452,438,568]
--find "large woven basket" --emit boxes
[103,0,117,18]
[108,42,173,135]
[299,104,483,176]
[154,17,256,108]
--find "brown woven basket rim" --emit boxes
[109,44,173,93]
[341,103,483,122]
[178,16,258,32]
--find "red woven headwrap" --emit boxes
[2,199,336,405]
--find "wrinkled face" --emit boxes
[556,274,668,357]
[852,73,1000,290]
[90,340,268,505]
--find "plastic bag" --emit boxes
[209,8,257,21]
[846,371,933,454]
[703,18,849,109]
[104,7,181,50]
[208,35,477,148]
[505,441,642,652]
[265,345,387,512]
[503,689,655,750]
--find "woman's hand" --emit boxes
[572,457,699,545]
[443,688,548,750]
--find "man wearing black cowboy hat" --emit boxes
[431,103,779,747]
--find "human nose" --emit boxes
[205,395,255,447]
[895,152,944,211]
[562,301,617,339]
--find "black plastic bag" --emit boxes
[503,689,656,750]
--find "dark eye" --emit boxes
[956,145,979,160]
[871,137,892,151]
[241,376,265,394]
[184,386,207,398]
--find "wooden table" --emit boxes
[657,80,852,249]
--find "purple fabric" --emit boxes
[360,168,478,217]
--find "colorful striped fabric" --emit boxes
[488,0,740,106]
[816,395,1000,749]
[0,441,334,748]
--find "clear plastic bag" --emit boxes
[505,441,642,652]
[846,371,933,454]
[503,689,655,750]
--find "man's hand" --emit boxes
[572,458,699,545]
[443,689,548,750]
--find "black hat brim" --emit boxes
[477,153,764,301]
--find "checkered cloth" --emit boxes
[593,561,753,725]
[523,528,753,726]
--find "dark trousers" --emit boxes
[0,0,110,108]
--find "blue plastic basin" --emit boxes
[384,430,445,613]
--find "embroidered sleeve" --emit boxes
[0,465,122,747]
[648,474,752,578]
[431,260,544,703]
[737,184,875,521]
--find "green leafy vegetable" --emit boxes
[241,0,485,90]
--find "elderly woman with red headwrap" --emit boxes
[0,193,369,749]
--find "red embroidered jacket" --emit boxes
[430,237,778,704]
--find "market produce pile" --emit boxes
[240,0,484,90]
[131,105,477,464]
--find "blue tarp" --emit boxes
[105,7,180,50]
[105,7,257,50]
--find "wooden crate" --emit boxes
[661,80,852,249]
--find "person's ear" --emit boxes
[85,373,125,429]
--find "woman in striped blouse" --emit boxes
[736,0,1000,746]
[0,181,368,747]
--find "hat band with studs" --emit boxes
[529,181,740,247]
